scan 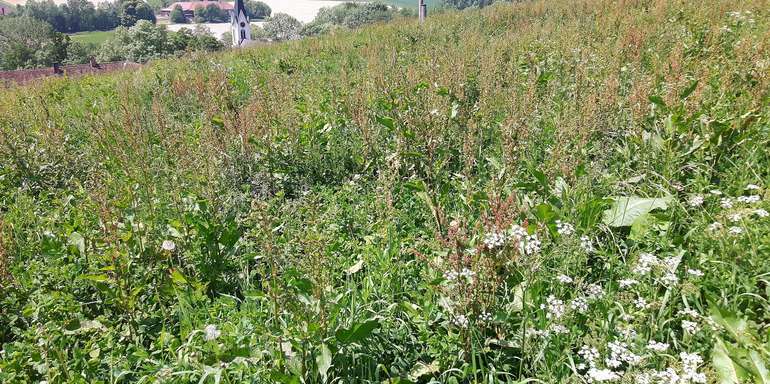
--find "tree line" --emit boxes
[15,0,154,33]
[170,0,270,24]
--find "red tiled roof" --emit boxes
[162,1,233,12]
[1,62,142,87]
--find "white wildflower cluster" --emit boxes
[746,183,761,190]
[520,234,542,255]
[633,297,648,309]
[580,235,596,253]
[679,352,707,383]
[737,195,760,204]
[509,224,528,239]
[679,309,702,333]
[483,230,506,250]
[482,224,543,255]
[755,208,769,218]
[633,252,659,275]
[585,284,604,300]
[661,256,680,286]
[728,226,743,235]
[586,368,620,382]
[687,268,704,277]
[161,240,176,251]
[720,198,733,209]
[478,311,493,322]
[570,297,589,313]
[557,274,573,284]
[555,220,575,236]
[578,345,600,369]
[527,327,550,339]
[727,213,742,222]
[549,323,569,335]
[707,222,723,231]
[204,324,221,341]
[646,340,669,352]
[605,340,641,368]
[728,10,755,24]
[687,195,704,207]
[681,320,699,334]
[541,295,566,320]
[635,368,680,384]
[710,189,723,195]
[618,279,638,289]
[578,342,641,383]
[444,268,475,284]
[452,314,469,328]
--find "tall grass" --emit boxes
[1,0,769,382]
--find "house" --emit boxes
[160,1,233,19]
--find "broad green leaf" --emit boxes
[713,338,749,384]
[649,94,666,109]
[534,203,556,223]
[748,350,770,384]
[376,115,395,130]
[170,269,188,285]
[335,319,380,344]
[316,344,332,382]
[709,305,753,345]
[68,232,85,255]
[270,372,301,384]
[602,195,672,227]
[80,273,109,283]
[680,80,699,100]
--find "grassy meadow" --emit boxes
[1,0,769,383]
[68,30,116,45]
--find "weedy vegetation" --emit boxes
[1,0,769,383]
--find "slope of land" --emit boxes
[1,1,769,383]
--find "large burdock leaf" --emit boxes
[748,350,770,384]
[316,343,332,383]
[713,338,749,384]
[602,195,672,227]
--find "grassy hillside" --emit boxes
[1,0,769,383]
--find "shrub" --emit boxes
[263,12,301,41]
[169,4,186,23]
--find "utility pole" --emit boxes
[418,0,427,23]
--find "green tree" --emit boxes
[203,3,226,22]
[0,15,68,69]
[64,40,96,64]
[98,19,167,62]
[99,20,222,63]
[263,12,301,41]
[118,0,156,27]
[302,2,399,37]
[244,0,270,20]
[169,4,186,23]
[93,2,120,30]
[18,0,117,33]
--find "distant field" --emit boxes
[68,30,114,45]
